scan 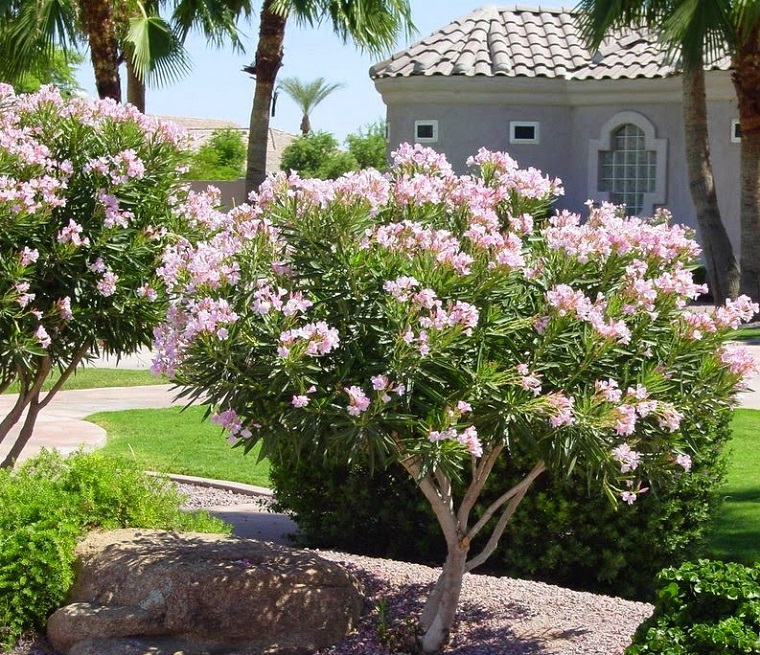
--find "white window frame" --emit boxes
[732,119,741,143]
[414,120,438,144]
[588,111,667,216]
[509,121,540,144]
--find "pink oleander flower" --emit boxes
[96,271,119,297]
[545,391,574,427]
[57,296,73,320]
[657,403,683,432]
[516,363,542,396]
[719,343,758,388]
[620,491,638,505]
[14,282,35,308]
[211,408,242,435]
[371,375,389,391]
[458,426,483,458]
[595,378,622,403]
[714,295,759,329]
[35,325,51,348]
[137,284,157,301]
[345,385,370,416]
[19,246,39,265]
[457,400,472,414]
[291,395,309,408]
[57,219,89,247]
[546,284,592,318]
[612,443,641,473]
[613,404,638,436]
[675,453,692,472]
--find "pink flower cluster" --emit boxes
[546,285,631,344]
[253,281,312,316]
[57,219,89,247]
[278,321,340,358]
[516,363,542,396]
[83,149,146,186]
[544,391,575,427]
[611,443,642,473]
[719,343,758,388]
[428,425,483,458]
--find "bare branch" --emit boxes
[457,443,504,529]
[466,459,546,542]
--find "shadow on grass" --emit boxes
[710,488,760,564]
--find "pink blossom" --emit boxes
[56,296,73,320]
[57,219,89,247]
[657,403,683,432]
[516,364,542,396]
[595,379,622,403]
[345,386,370,416]
[211,408,243,435]
[546,284,592,318]
[676,453,692,472]
[96,271,119,297]
[19,246,39,265]
[714,295,759,329]
[719,343,758,387]
[457,400,472,413]
[545,392,574,427]
[620,491,638,505]
[458,426,483,458]
[613,405,638,436]
[35,325,51,348]
[292,395,309,408]
[14,282,35,308]
[137,284,157,301]
[611,443,641,473]
[371,375,389,391]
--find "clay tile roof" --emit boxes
[369,5,731,80]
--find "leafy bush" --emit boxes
[279,131,358,179]
[627,559,760,654]
[186,128,246,180]
[0,450,228,646]
[345,121,388,170]
[272,403,729,600]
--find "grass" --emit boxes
[88,406,271,487]
[733,326,760,341]
[708,408,760,564]
[3,368,164,394]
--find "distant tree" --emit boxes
[187,128,247,180]
[279,131,358,179]
[244,0,414,193]
[1,48,83,96]
[279,76,343,134]
[345,121,387,170]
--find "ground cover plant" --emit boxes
[0,449,227,647]
[0,85,194,468]
[153,144,757,653]
[91,406,271,486]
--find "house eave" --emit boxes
[373,70,735,107]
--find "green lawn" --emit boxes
[88,406,271,487]
[3,368,163,394]
[708,408,760,564]
[732,326,760,341]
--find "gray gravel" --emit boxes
[176,483,654,655]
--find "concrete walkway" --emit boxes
[2,344,759,546]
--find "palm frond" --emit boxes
[279,76,343,114]
[662,0,733,66]
[172,0,253,51]
[125,10,191,87]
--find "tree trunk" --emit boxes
[245,0,287,193]
[682,64,739,304]
[79,0,122,101]
[734,33,760,305]
[300,113,310,134]
[1,393,42,469]
[126,56,146,112]
[418,544,468,654]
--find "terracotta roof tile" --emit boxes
[370,5,731,80]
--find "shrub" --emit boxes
[272,402,729,600]
[0,85,196,468]
[627,559,760,654]
[186,128,247,180]
[154,144,756,652]
[279,130,358,179]
[0,450,228,646]
[345,121,388,171]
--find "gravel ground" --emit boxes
[4,483,653,655]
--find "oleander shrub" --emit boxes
[627,559,760,654]
[0,450,228,646]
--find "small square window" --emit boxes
[509,121,539,144]
[732,119,741,143]
[415,120,438,143]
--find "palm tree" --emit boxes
[243,0,415,193]
[575,0,741,304]
[279,76,343,134]
[0,0,251,112]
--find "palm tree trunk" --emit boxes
[79,0,122,101]
[734,34,760,305]
[300,113,310,134]
[126,56,146,112]
[682,64,739,304]
[245,0,286,193]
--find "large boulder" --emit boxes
[47,529,364,655]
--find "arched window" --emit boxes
[588,112,667,216]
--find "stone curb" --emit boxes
[148,471,274,497]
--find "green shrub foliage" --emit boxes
[627,559,760,654]
[272,402,729,600]
[279,131,358,179]
[0,450,228,646]
[186,127,247,180]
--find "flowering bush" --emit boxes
[155,143,757,653]
[0,85,192,467]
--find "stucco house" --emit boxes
[370,5,739,248]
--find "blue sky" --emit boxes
[75,1,565,142]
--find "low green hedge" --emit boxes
[0,450,229,646]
